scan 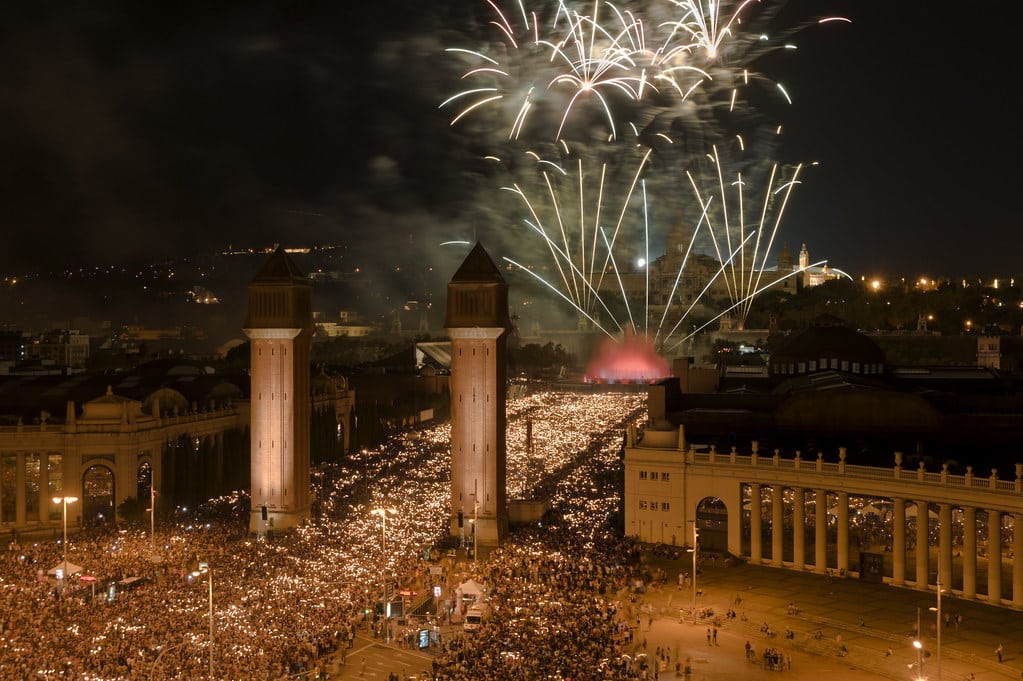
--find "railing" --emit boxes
[643,437,1023,497]
[0,424,64,434]
[0,407,241,436]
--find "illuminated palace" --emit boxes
[0,249,354,534]
[602,217,844,330]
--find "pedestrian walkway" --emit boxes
[326,555,1023,680]
[641,556,1023,681]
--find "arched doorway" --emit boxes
[697,497,728,553]
[82,465,115,526]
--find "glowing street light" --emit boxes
[191,562,214,678]
[688,519,699,608]
[52,496,78,578]
[929,573,945,681]
[371,507,397,552]
[147,485,160,559]
[371,508,397,643]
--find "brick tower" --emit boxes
[445,243,511,548]
[244,247,314,534]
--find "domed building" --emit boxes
[769,319,886,379]
[650,317,1015,466]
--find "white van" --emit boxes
[463,603,491,632]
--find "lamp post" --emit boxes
[688,519,699,608]
[929,573,944,681]
[52,495,79,577]
[472,495,479,564]
[148,485,157,556]
[371,507,396,551]
[470,479,479,564]
[191,563,213,679]
[371,508,397,642]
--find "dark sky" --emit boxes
[0,0,1019,278]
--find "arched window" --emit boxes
[82,465,115,525]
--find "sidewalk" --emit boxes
[325,557,1023,680]
[638,557,1023,681]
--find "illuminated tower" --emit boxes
[244,247,314,534]
[799,243,810,288]
[445,243,511,548]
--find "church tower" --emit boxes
[244,247,314,534]
[445,243,511,548]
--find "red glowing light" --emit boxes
[584,333,670,384]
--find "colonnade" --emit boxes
[745,484,1023,606]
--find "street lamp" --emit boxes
[371,507,397,551]
[687,520,699,608]
[371,508,397,642]
[147,485,158,557]
[191,562,213,679]
[52,496,79,577]
[470,480,479,564]
[929,573,944,681]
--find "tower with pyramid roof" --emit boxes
[445,243,511,548]
[243,247,314,534]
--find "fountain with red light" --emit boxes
[584,331,671,384]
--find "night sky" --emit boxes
[0,0,1019,278]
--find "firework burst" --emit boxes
[443,0,851,347]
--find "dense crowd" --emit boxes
[431,527,665,680]
[0,389,647,680]
[1,520,364,679]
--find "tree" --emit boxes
[117,496,148,524]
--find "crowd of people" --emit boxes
[430,526,660,680]
[1,519,364,680]
[0,389,647,680]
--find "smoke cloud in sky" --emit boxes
[0,0,1019,280]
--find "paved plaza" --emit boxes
[329,554,1023,681]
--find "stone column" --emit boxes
[892,497,906,586]
[750,484,762,564]
[15,452,26,525]
[962,506,977,598]
[1013,513,1023,608]
[771,486,784,566]
[939,504,953,590]
[836,491,849,575]
[988,509,1002,603]
[916,501,929,587]
[792,488,805,570]
[814,490,827,573]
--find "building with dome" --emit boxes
[649,318,1019,469]
[769,320,887,379]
